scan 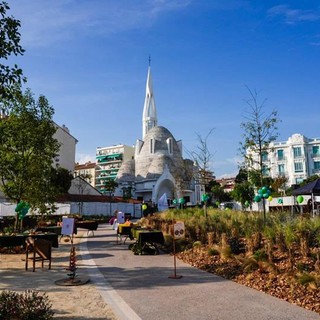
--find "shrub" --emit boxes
[297,272,319,289]
[208,247,220,256]
[252,249,268,262]
[0,290,54,320]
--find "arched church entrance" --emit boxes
[155,179,174,204]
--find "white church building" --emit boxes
[116,65,199,206]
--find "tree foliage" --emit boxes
[240,87,280,188]
[231,181,255,208]
[209,180,231,203]
[0,88,61,214]
[104,179,118,197]
[234,167,248,184]
[271,176,288,196]
[29,167,73,214]
[232,168,255,208]
[0,1,26,101]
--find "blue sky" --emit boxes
[8,0,320,178]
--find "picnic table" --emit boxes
[0,233,59,249]
[117,224,134,244]
[129,228,164,255]
[75,220,99,235]
[36,226,62,235]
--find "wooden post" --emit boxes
[168,238,182,279]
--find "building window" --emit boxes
[277,149,284,161]
[262,152,268,162]
[314,161,320,170]
[313,146,320,156]
[150,138,154,154]
[278,164,285,175]
[166,138,173,155]
[294,162,303,172]
[262,165,269,176]
[293,147,302,158]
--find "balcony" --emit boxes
[311,153,320,159]
[293,154,305,160]
[96,153,123,164]
[97,173,118,180]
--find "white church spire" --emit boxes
[142,58,157,139]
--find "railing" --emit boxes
[293,155,305,160]
[311,153,320,158]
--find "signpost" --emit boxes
[169,221,185,279]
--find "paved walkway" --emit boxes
[80,224,320,320]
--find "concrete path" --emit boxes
[80,224,320,320]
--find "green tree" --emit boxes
[239,87,280,219]
[235,167,248,184]
[0,88,60,225]
[301,175,319,186]
[104,178,118,214]
[271,176,288,196]
[29,167,73,215]
[231,181,255,210]
[104,178,118,197]
[209,180,231,203]
[232,167,255,209]
[51,167,73,194]
[0,2,26,101]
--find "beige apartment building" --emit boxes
[95,144,135,194]
[74,161,97,187]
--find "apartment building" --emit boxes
[54,124,78,173]
[216,177,236,192]
[74,161,97,187]
[95,144,135,193]
[252,133,320,187]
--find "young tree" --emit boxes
[0,88,60,226]
[104,178,118,214]
[188,128,215,216]
[239,87,280,219]
[189,128,215,192]
[240,87,280,187]
[0,1,26,101]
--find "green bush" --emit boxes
[252,249,268,262]
[297,272,318,287]
[207,247,220,256]
[0,290,54,320]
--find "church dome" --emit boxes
[135,126,184,180]
[116,159,135,182]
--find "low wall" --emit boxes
[0,202,142,218]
